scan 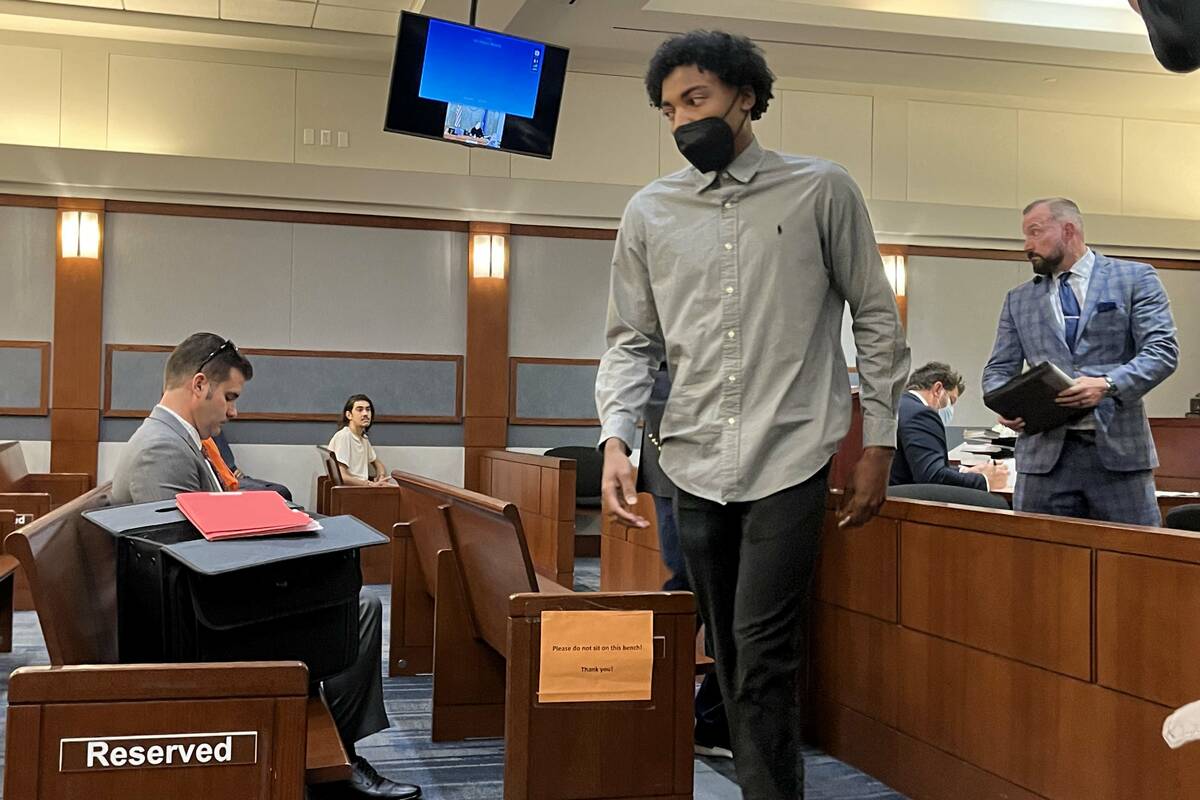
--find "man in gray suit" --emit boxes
[112,332,420,799]
[983,199,1179,526]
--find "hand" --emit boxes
[601,438,649,528]
[838,447,894,529]
[998,415,1026,433]
[968,460,1010,491]
[1056,376,1109,409]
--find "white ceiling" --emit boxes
[18,0,426,34]
[1,0,1197,111]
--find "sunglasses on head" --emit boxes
[198,339,237,373]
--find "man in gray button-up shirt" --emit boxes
[595,31,909,800]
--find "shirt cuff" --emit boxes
[862,415,898,449]
[599,414,639,455]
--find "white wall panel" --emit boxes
[19,441,50,474]
[780,91,873,196]
[908,101,1018,209]
[103,213,295,347]
[1123,119,1200,220]
[0,44,60,147]
[511,73,659,187]
[904,255,1030,428]
[108,55,295,162]
[289,224,466,353]
[1018,110,1122,216]
[1148,269,1200,418]
[0,207,56,341]
[508,235,612,359]
[295,70,469,175]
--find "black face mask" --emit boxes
[672,95,748,174]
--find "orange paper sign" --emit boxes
[537,610,653,703]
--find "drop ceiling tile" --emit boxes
[317,0,414,12]
[222,0,316,26]
[25,0,123,9]
[312,3,397,34]
[125,0,219,17]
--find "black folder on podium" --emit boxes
[983,362,1090,435]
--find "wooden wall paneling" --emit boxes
[828,392,863,490]
[813,603,900,729]
[1151,417,1200,489]
[106,200,470,232]
[1095,551,1200,707]
[0,340,50,415]
[895,626,1200,800]
[51,198,105,480]
[814,699,1047,800]
[815,512,898,622]
[899,522,1092,679]
[464,222,510,490]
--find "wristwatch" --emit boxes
[1103,375,1117,397]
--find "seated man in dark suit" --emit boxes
[890,362,1008,492]
[210,429,293,501]
[111,332,419,799]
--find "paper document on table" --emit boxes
[1000,458,1016,491]
[949,443,990,466]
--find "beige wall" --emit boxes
[0,30,1199,252]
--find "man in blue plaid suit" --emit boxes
[982,198,1179,526]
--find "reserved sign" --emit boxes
[59,731,258,772]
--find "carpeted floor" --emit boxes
[0,558,906,799]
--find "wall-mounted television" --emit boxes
[384,12,570,160]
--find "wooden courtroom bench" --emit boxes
[388,470,573,678]
[813,494,1200,800]
[314,445,399,585]
[599,492,672,592]
[392,471,695,800]
[478,449,577,588]
[3,483,352,796]
[0,439,92,610]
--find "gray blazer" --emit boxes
[112,406,221,504]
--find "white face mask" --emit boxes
[937,392,956,427]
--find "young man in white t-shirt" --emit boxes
[328,394,392,487]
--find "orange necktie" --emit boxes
[200,438,239,491]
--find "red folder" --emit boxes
[176,491,320,541]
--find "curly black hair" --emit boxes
[645,30,775,121]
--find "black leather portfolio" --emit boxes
[982,362,1089,436]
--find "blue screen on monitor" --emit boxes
[417,18,543,119]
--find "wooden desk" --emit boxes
[814,496,1200,800]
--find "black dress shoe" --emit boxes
[345,756,422,798]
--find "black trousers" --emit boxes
[676,467,829,800]
[321,595,391,750]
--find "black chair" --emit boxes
[1166,504,1200,532]
[543,446,603,508]
[887,483,1010,510]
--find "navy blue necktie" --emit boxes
[1059,271,1080,352]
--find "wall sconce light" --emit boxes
[472,233,507,279]
[882,254,907,297]
[61,210,100,259]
